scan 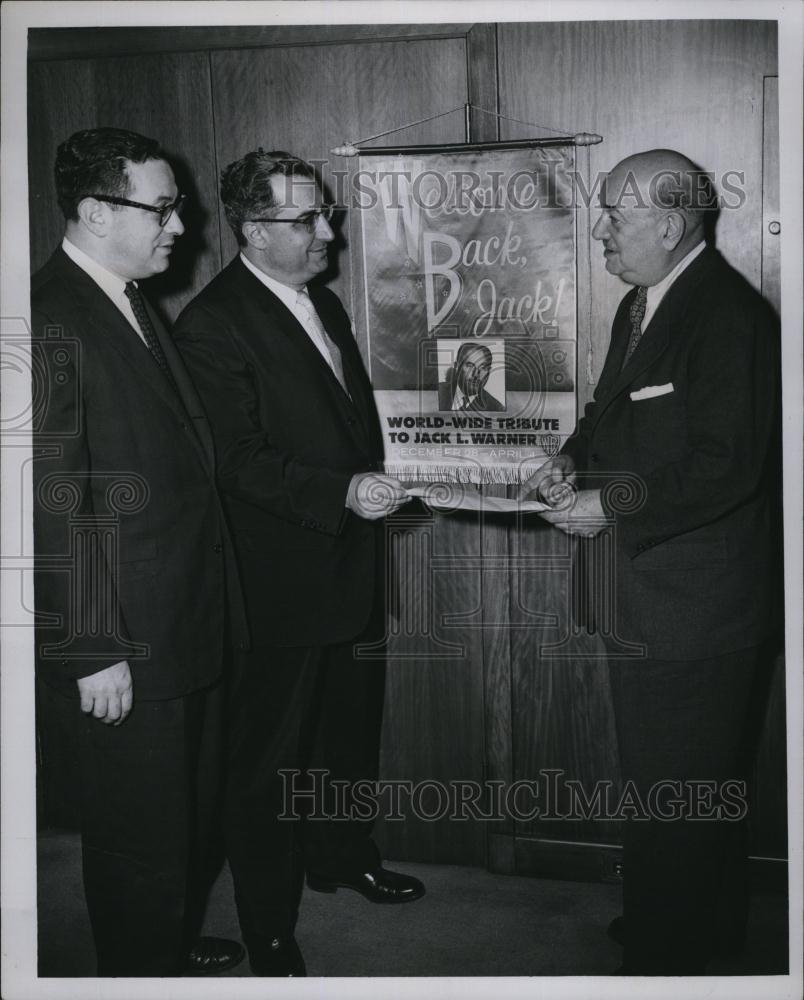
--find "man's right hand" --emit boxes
[76,660,133,725]
[519,454,577,506]
[346,473,410,520]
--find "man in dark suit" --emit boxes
[522,149,781,974]
[438,341,505,411]
[32,127,247,977]
[173,149,424,977]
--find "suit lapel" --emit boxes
[140,295,216,472]
[234,262,369,447]
[53,252,213,474]
[308,284,373,432]
[601,308,672,407]
[589,247,714,429]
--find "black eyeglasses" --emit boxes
[85,193,187,227]
[245,205,336,233]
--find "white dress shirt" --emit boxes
[239,252,344,382]
[451,388,478,410]
[643,240,706,330]
[61,238,146,344]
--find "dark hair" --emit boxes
[220,149,316,247]
[54,127,164,221]
[456,342,493,367]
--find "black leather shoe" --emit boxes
[248,936,306,977]
[307,866,425,903]
[186,936,245,975]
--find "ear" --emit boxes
[75,197,111,238]
[659,211,686,251]
[241,221,268,250]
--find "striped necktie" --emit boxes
[124,282,182,399]
[621,285,648,369]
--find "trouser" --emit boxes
[607,642,769,974]
[224,634,385,950]
[72,680,224,976]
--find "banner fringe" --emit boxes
[384,464,538,486]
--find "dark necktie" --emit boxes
[124,282,182,398]
[621,285,648,369]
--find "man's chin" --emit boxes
[149,256,172,275]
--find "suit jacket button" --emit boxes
[213,543,222,553]
[591,452,600,463]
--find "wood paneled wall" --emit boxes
[28,19,785,872]
[208,37,468,312]
[28,52,222,319]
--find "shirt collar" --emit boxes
[239,252,307,312]
[62,237,130,301]
[453,388,476,408]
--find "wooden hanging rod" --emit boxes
[332,134,602,157]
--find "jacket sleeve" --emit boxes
[32,306,134,683]
[173,303,353,536]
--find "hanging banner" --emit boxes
[357,146,577,484]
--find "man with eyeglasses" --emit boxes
[174,149,423,977]
[31,127,248,976]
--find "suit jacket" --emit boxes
[31,248,248,699]
[173,257,385,647]
[562,246,781,660]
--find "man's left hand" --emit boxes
[538,488,609,537]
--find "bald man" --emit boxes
[522,149,781,974]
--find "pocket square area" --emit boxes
[630,383,674,401]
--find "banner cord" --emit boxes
[351,106,466,146]
[351,104,573,147]
[469,105,573,138]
